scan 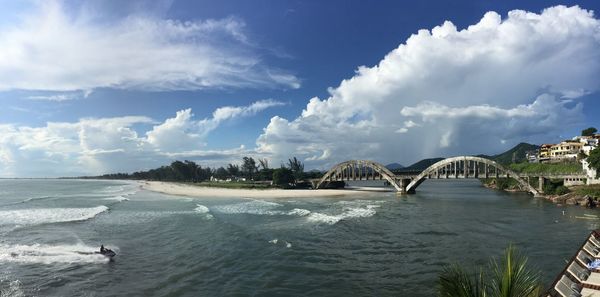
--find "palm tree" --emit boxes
[438,245,542,297]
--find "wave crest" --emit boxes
[0,206,109,226]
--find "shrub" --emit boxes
[272,168,295,188]
[555,186,570,195]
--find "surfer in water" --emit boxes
[100,244,106,253]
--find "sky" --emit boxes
[1,0,600,177]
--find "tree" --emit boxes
[287,157,304,181]
[582,127,598,136]
[226,164,240,178]
[438,245,541,297]
[241,157,258,180]
[214,167,229,180]
[258,158,269,170]
[272,168,295,188]
[588,147,600,178]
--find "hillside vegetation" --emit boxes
[483,142,539,165]
[508,163,583,174]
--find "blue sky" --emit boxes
[1,0,600,177]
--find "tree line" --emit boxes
[89,157,324,187]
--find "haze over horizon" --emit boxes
[1,0,600,177]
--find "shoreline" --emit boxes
[481,180,598,207]
[141,181,387,199]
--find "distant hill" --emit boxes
[485,142,539,165]
[403,158,444,171]
[385,163,404,170]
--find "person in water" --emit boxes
[100,245,105,253]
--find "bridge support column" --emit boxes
[454,162,459,178]
[474,161,479,178]
[399,178,414,194]
[538,176,545,194]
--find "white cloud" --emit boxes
[0,1,299,93]
[26,94,77,102]
[256,5,600,168]
[146,99,285,151]
[0,100,281,177]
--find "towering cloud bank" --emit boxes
[256,5,600,168]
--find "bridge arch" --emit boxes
[315,160,402,191]
[405,156,540,196]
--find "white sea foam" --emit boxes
[269,239,278,244]
[194,204,210,213]
[103,196,129,202]
[97,184,139,197]
[0,243,110,264]
[0,280,24,297]
[212,200,282,215]
[286,208,311,216]
[194,204,213,219]
[0,206,109,226]
[285,241,292,248]
[307,206,378,225]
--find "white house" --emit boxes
[582,159,600,185]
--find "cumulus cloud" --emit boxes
[146,99,285,151]
[256,5,600,168]
[0,1,299,93]
[0,100,280,177]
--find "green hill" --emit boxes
[484,142,539,165]
[403,158,445,171]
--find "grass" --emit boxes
[508,162,583,174]
[572,185,600,197]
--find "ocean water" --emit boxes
[0,178,597,296]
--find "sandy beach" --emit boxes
[141,181,386,198]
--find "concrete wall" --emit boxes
[582,159,600,185]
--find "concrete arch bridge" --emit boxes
[314,156,581,196]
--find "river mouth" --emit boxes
[0,178,596,296]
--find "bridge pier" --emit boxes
[538,176,545,194]
[399,178,414,194]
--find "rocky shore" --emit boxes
[481,179,599,208]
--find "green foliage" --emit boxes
[508,163,582,174]
[258,158,269,170]
[273,168,295,188]
[542,179,567,195]
[554,186,570,195]
[488,143,539,165]
[226,164,240,177]
[573,185,600,198]
[287,157,305,181]
[214,167,229,180]
[256,168,274,181]
[241,157,258,180]
[588,147,600,178]
[438,265,485,297]
[437,245,541,297]
[482,178,520,191]
[582,127,598,136]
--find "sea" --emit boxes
[0,178,597,296]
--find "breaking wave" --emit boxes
[103,196,129,202]
[194,204,213,219]
[0,206,109,226]
[0,243,110,265]
[212,200,282,215]
[307,205,379,225]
